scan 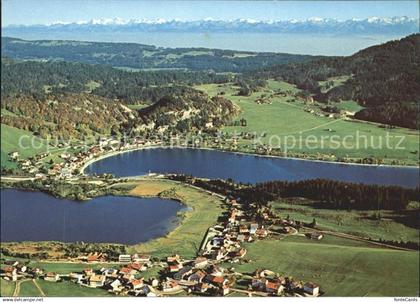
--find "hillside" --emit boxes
[1,93,137,139]
[1,59,233,103]
[1,89,237,140]
[1,37,316,72]
[254,34,420,129]
[138,90,238,133]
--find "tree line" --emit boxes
[242,179,418,210]
[1,59,232,103]
[2,37,315,72]
[168,175,419,211]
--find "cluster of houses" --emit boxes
[161,254,231,296]
[193,195,322,297]
[251,269,320,297]
[8,151,49,176]
[0,260,44,282]
[66,254,155,296]
[7,137,165,179]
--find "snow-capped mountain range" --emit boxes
[4,17,419,35]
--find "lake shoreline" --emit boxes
[81,145,419,177]
[1,185,187,246]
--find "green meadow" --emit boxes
[226,236,419,296]
[196,81,419,165]
[0,279,15,297]
[1,124,53,170]
[128,179,224,259]
[270,200,419,243]
[19,280,41,297]
[36,279,112,297]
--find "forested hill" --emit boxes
[1,59,233,103]
[254,34,420,129]
[1,37,316,72]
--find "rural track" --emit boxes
[231,288,268,297]
[13,279,30,297]
[278,117,344,136]
[303,227,416,251]
[33,279,46,296]
[13,280,20,297]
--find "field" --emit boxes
[18,280,41,296]
[0,124,53,169]
[36,279,112,297]
[127,179,224,259]
[270,199,419,242]
[226,236,419,296]
[195,80,419,165]
[0,279,15,296]
[334,100,364,112]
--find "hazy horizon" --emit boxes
[2,0,418,26]
[2,32,412,56]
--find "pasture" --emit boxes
[195,81,419,165]
[226,236,419,296]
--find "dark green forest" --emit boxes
[2,34,419,130]
[1,37,315,72]
[1,59,232,103]
[168,175,419,211]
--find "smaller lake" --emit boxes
[1,189,185,244]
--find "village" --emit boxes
[4,90,382,182]
[1,190,323,297]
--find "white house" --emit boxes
[304,282,320,296]
[119,254,132,263]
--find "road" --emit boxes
[1,176,35,182]
[231,288,268,297]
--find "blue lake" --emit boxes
[0,189,184,244]
[85,148,419,188]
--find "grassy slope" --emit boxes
[36,279,112,297]
[19,280,40,297]
[271,200,419,242]
[195,81,419,165]
[334,100,364,112]
[126,179,224,259]
[227,236,419,296]
[1,124,52,169]
[0,280,15,297]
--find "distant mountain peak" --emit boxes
[4,16,418,35]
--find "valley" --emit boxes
[1,33,419,298]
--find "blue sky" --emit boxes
[2,0,419,26]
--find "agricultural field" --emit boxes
[36,279,112,297]
[18,280,41,297]
[318,75,352,93]
[226,236,419,296]
[333,100,364,112]
[195,80,419,165]
[270,199,419,242]
[127,179,224,259]
[0,279,15,296]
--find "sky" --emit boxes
[2,0,419,26]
